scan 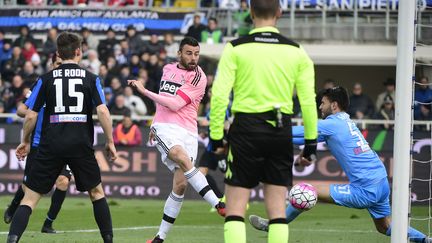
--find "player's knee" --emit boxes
[169,146,190,166]
[88,185,105,201]
[55,176,69,191]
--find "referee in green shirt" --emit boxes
[209,1,318,242]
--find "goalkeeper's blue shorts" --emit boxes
[330,178,391,219]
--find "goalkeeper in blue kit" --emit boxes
[249,87,431,242]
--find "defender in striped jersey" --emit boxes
[128,37,225,243]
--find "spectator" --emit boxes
[113,114,142,146]
[375,78,396,111]
[13,26,35,49]
[99,64,113,87]
[0,101,6,123]
[126,25,145,55]
[21,40,38,62]
[323,78,337,89]
[106,55,120,76]
[110,94,131,116]
[124,86,147,117]
[19,61,38,85]
[42,28,58,63]
[414,76,432,119]
[145,33,164,55]
[0,29,5,50]
[2,46,25,81]
[104,87,115,110]
[0,41,12,68]
[119,64,133,85]
[147,53,163,82]
[348,82,375,119]
[109,77,123,97]
[97,28,119,63]
[201,17,223,44]
[186,14,206,42]
[374,95,395,130]
[81,27,99,50]
[129,54,141,77]
[163,32,179,62]
[3,74,25,111]
[81,49,101,75]
[233,0,252,37]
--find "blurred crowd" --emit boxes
[0,18,431,132]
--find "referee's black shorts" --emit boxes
[23,147,72,182]
[24,147,101,194]
[225,112,293,188]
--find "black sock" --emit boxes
[44,189,67,226]
[9,205,32,239]
[11,185,24,207]
[92,198,113,241]
[205,174,223,198]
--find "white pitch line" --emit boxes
[0,226,376,235]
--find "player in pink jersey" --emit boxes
[128,37,225,243]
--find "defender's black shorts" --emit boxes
[198,150,225,171]
[24,147,72,182]
[24,148,101,194]
[225,112,293,188]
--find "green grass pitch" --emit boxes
[0,197,429,242]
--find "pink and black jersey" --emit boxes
[152,62,207,133]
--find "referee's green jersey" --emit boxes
[209,26,318,140]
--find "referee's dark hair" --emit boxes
[57,32,82,60]
[322,86,350,111]
[250,0,280,19]
[179,36,199,51]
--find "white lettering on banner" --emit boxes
[69,184,161,197]
[19,10,49,18]
[278,0,426,11]
[0,149,7,169]
[0,183,20,193]
[9,150,25,170]
[28,22,52,30]
[49,10,82,18]
[0,128,5,143]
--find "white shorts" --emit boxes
[151,123,198,172]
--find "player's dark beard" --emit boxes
[180,58,196,70]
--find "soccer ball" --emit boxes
[289,182,318,210]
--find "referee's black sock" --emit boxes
[205,174,223,198]
[9,205,32,239]
[92,197,113,243]
[44,188,67,226]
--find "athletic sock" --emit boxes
[224,216,246,243]
[268,218,289,243]
[157,191,184,240]
[385,224,427,243]
[8,186,24,213]
[8,205,32,239]
[92,198,113,241]
[184,167,219,207]
[205,174,223,198]
[285,203,302,223]
[45,189,67,226]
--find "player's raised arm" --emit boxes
[128,79,187,111]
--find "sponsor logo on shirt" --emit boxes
[159,80,182,95]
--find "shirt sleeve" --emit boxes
[295,45,318,140]
[292,125,325,145]
[91,76,106,107]
[209,43,236,140]
[176,68,207,105]
[317,119,337,136]
[25,78,45,112]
